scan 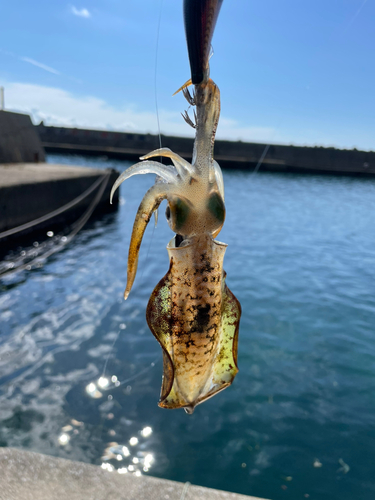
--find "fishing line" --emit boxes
[0,171,110,278]
[131,0,164,291]
[349,0,368,26]
[179,482,191,500]
[154,0,164,151]
[100,357,159,393]
[101,1,164,383]
[103,357,159,390]
[250,1,370,179]
[138,0,165,281]
[251,144,270,177]
[249,114,284,180]
[101,327,123,379]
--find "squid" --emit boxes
[110,0,241,414]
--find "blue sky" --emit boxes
[1,1,374,150]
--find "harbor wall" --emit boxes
[0,110,45,163]
[37,123,375,175]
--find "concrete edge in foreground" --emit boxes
[0,447,269,500]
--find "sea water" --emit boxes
[0,154,375,500]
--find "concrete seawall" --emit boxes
[0,164,119,243]
[0,447,268,500]
[37,123,375,175]
[0,111,45,163]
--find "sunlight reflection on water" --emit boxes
[1,155,375,500]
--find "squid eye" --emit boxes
[172,198,190,231]
[166,198,191,233]
[165,205,171,220]
[207,192,225,224]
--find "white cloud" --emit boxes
[20,57,60,76]
[0,49,79,82]
[219,117,275,143]
[0,81,275,143]
[3,80,373,149]
[70,6,91,18]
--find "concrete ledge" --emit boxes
[0,448,267,500]
[0,163,119,242]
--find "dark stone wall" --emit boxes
[0,111,45,163]
[37,122,191,157]
[36,123,375,175]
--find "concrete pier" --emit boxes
[0,163,119,242]
[0,448,267,500]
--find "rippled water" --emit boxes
[1,154,375,500]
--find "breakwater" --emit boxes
[37,123,375,175]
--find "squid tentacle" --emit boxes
[124,183,168,299]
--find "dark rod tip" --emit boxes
[183,0,224,84]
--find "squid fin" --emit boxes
[146,266,176,405]
[210,278,241,388]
